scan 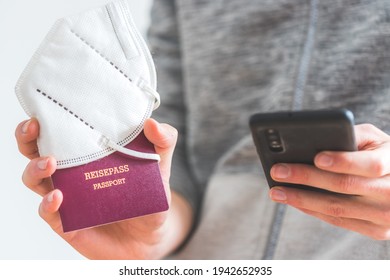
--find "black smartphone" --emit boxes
[249,108,357,191]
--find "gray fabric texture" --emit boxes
[148,0,390,259]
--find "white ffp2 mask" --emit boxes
[15,0,160,168]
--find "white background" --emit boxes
[0,0,153,260]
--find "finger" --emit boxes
[144,118,178,179]
[314,124,390,178]
[315,146,390,178]
[296,207,390,240]
[38,189,64,234]
[15,118,40,159]
[144,118,178,151]
[269,187,389,225]
[270,163,388,195]
[22,156,57,196]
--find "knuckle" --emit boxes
[358,123,382,137]
[360,123,377,133]
[371,229,390,241]
[292,165,311,184]
[21,160,41,188]
[338,153,354,171]
[325,200,346,217]
[14,121,26,140]
[21,170,28,186]
[334,174,356,194]
[358,123,390,141]
[16,139,26,155]
[370,157,388,177]
[301,169,311,183]
[379,210,390,225]
[21,164,35,187]
[14,126,20,141]
[37,202,45,219]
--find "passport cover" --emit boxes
[51,131,168,232]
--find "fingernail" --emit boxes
[47,191,55,203]
[22,120,31,134]
[270,188,287,201]
[273,164,290,179]
[37,158,49,170]
[316,153,333,167]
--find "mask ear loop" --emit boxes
[101,136,161,161]
[95,81,161,161]
[137,79,160,110]
[99,80,161,161]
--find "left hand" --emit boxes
[269,123,390,240]
[15,118,192,259]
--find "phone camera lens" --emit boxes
[265,129,284,152]
[270,141,280,147]
[270,142,283,152]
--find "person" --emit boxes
[15,0,390,259]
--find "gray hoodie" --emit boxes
[148,0,390,259]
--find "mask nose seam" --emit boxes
[70,29,133,83]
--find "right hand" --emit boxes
[15,118,192,259]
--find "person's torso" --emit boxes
[171,0,390,259]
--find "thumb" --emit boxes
[144,118,178,181]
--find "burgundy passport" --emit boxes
[51,131,168,232]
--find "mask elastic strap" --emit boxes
[101,136,160,161]
[137,79,160,110]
